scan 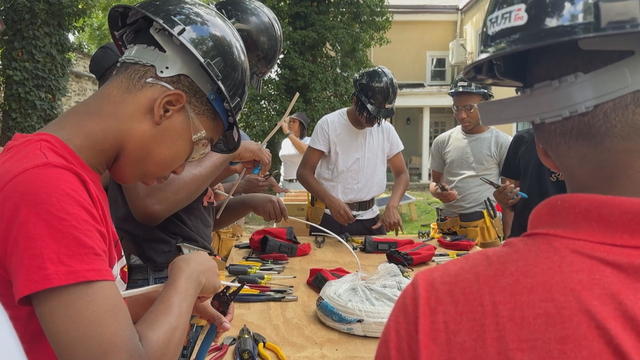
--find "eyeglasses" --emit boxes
[452,104,479,114]
[145,78,211,162]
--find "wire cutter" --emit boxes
[207,336,236,360]
[211,284,245,316]
[254,332,286,360]
[480,177,528,199]
[193,284,245,360]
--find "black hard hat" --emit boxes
[89,43,120,87]
[108,0,249,154]
[463,0,640,87]
[448,75,493,100]
[353,66,398,119]
[289,112,310,128]
[215,0,283,91]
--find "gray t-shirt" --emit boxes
[430,126,511,216]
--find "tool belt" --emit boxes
[307,195,326,224]
[346,198,375,212]
[436,208,503,248]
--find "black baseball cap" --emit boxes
[89,42,120,87]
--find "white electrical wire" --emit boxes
[287,217,362,273]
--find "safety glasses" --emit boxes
[145,78,210,162]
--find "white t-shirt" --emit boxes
[309,108,404,219]
[279,136,311,180]
[430,125,512,216]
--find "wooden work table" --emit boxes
[196,235,461,359]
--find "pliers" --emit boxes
[207,336,236,360]
[193,285,244,360]
[254,332,287,360]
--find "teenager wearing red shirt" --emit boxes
[0,1,256,359]
[378,0,640,358]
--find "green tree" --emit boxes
[71,0,390,171]
[239,0,392,160]
[74,0,139,54]
[0,1,89,144]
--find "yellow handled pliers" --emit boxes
[253,332,286,360]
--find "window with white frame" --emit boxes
[426,51,451,85]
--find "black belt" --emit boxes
[283,178,298,183]
[346,198,375,212]
[458,211,485,222]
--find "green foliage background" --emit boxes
[0,0,391,158]
[0,0,90,144]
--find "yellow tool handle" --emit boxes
[240,288,260,294]
[266,342,286,360]
[258,343,271,360]
[239,261,263,267]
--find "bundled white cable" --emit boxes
[315,263,410,337]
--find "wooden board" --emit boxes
[195,235,453,360]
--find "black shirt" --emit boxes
[108,180,213,269]
[501,128,566,237]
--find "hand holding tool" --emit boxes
[219,92,299,219]
[254,332,286,360]
[194,284,245,360]
[480,177,528,199]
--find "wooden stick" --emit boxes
[215,190,229,197]
[215,168,246,219]
[216,92,300,219]
[261,92,300,147]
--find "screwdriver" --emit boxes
[227,264,279,276]
[236,274,295,286]
[235,293,298,303]
[231,263,285,272]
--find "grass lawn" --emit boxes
[395,191,441,235]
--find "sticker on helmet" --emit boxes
[486,4,528,35]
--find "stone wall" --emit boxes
[62,53,98,111]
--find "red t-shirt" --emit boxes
[0,133,127,359]
[377,194,640,359]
